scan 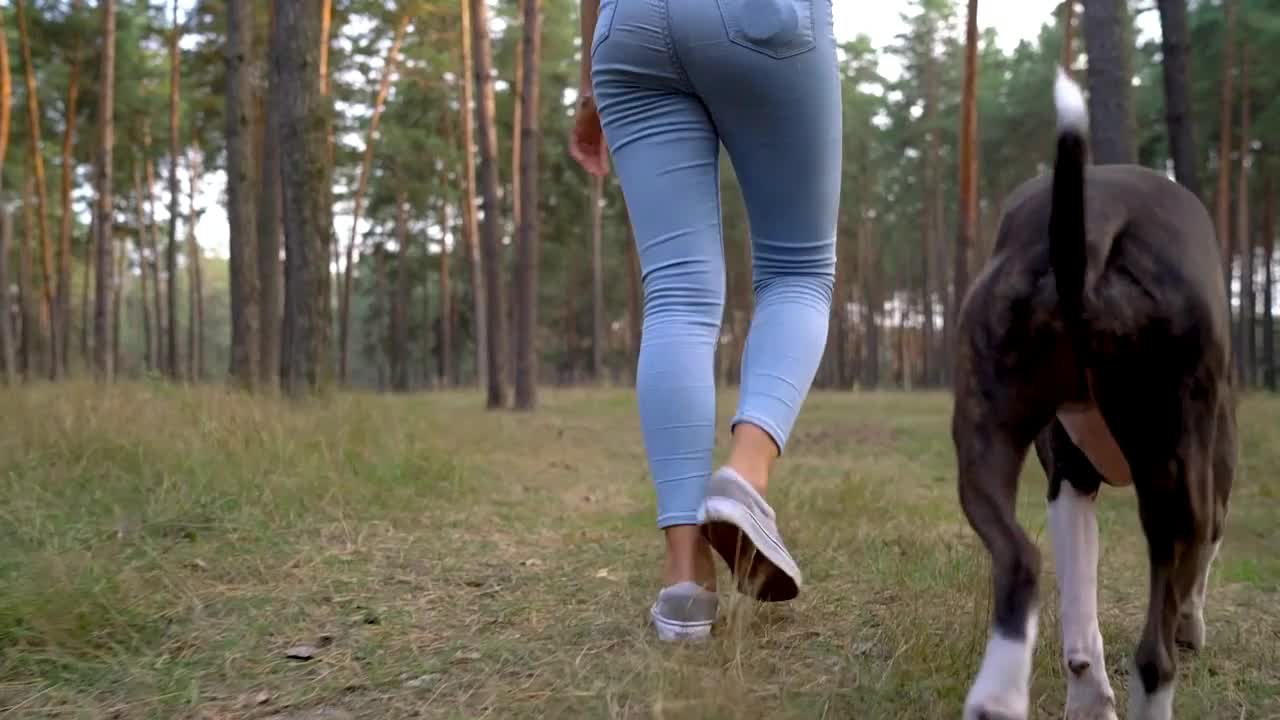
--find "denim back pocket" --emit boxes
[591,0,619,57]
[715,0,816,59]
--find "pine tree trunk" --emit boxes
[1061,0,1075,69]
[93,0,116,381]
[589,174,605,382]
[80,217,91,366]
[257,2,281,388]
[339,16,410,385]
[953,0,978,330]
[166,0,182,379]
[1235,46,1250,384]
[143,150,165,371]
[471,0,509,408]
[1215,0,1236,271]
[112,233,124,373]
[861,217,880,389]
[0,12,13,384]
[513,0,542,408]
[458,0,487,389]
[56,0,83,378]
[1263,171,1275,391]
[227,0,259,389]
[133,161,154,371]
[276,0,334,396]
[15,0,56,377]
[440,200,454,385]
[19,174,34,378]
[186,151,205,381]
[392,193,412,392]
[1157,0,1201,198]
[921,24,939,387]
[1082,0,1135,164]
[0,208,13,385]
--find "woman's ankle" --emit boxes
[662,525,717,590]
[726,423,778,496]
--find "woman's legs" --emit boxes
[591,0,727,589]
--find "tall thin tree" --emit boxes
[226,0,259,388]
[166,0,182,379]
[276,0,334,395]
[258,0,282,388]
[471,0,509,408]
[1263,170,1275,392]
[56,0,83,377]
[1082,0,1135,164]
[1235,41,1250,384]
[339,15,410,385]
[0,8,13,384]
[392,191,411,392]
[459,0,487,388]
[514,0,543,409]
[589,174,604,382]
[15,0,55,375]
[1215,0,1237,271]
[1156,0,1201,197]
[953,0,978,329]
[186,150,205,381]
[93,0,117,381]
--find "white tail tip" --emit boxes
[1055,67,1088,134]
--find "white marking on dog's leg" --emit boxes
[1176,539,1220,650]
[1049,483,1117,718]
[964,613,1038,720]
[1055,68,1088,134]
[1128,660,1175,720]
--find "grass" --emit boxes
[0,383,1278,719]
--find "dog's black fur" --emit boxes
[952,82,1236,715]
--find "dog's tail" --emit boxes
[1050,67,1088,324]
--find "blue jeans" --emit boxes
[592,0,841,528]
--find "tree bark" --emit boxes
[133,160,154,371]
[1061,0,1075,69]
[55,0,83,378]
[458,0,487,389]
[257,0,281,388]
[276,0,334,396]
[112,229,124,373]
[392,193,412,392]
[15,0,55,377]
[1263,171,1275,391]
[166,0,182,379]
[93,0,116,381]
[1156,0,1201,198]
[186,151,205,381]
[143,147,165,370]
[513,0,542,409]
[589,174,605,383]
[339,15,410,385]
[80,217,91,366]
[1235,44,1250,384]
[0,10,13,384]
[861,218,880,389]
[0,209,13,385]
[921,20,939,386]
[1215,0,1237,270]
[471,0,509,408]
[227,0,259,389]
[953,0,978,331]
[1082,0,1135,165]
[19,174,34,378]
[440,200,454,385]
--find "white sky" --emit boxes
[191,2,1161,260]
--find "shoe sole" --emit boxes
[699,496,800,602]
[649,605,714,642]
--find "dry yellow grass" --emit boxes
[0,383,1277,718]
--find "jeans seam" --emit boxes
[661,0,693,88]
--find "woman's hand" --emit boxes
[570,94,610,178]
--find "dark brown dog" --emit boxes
[953,70,1236,720]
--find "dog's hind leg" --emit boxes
[1175,397,1235,651]
[957,392,1055,720]
[1036,421,1118,720]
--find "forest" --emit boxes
[0,0,1275,404]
